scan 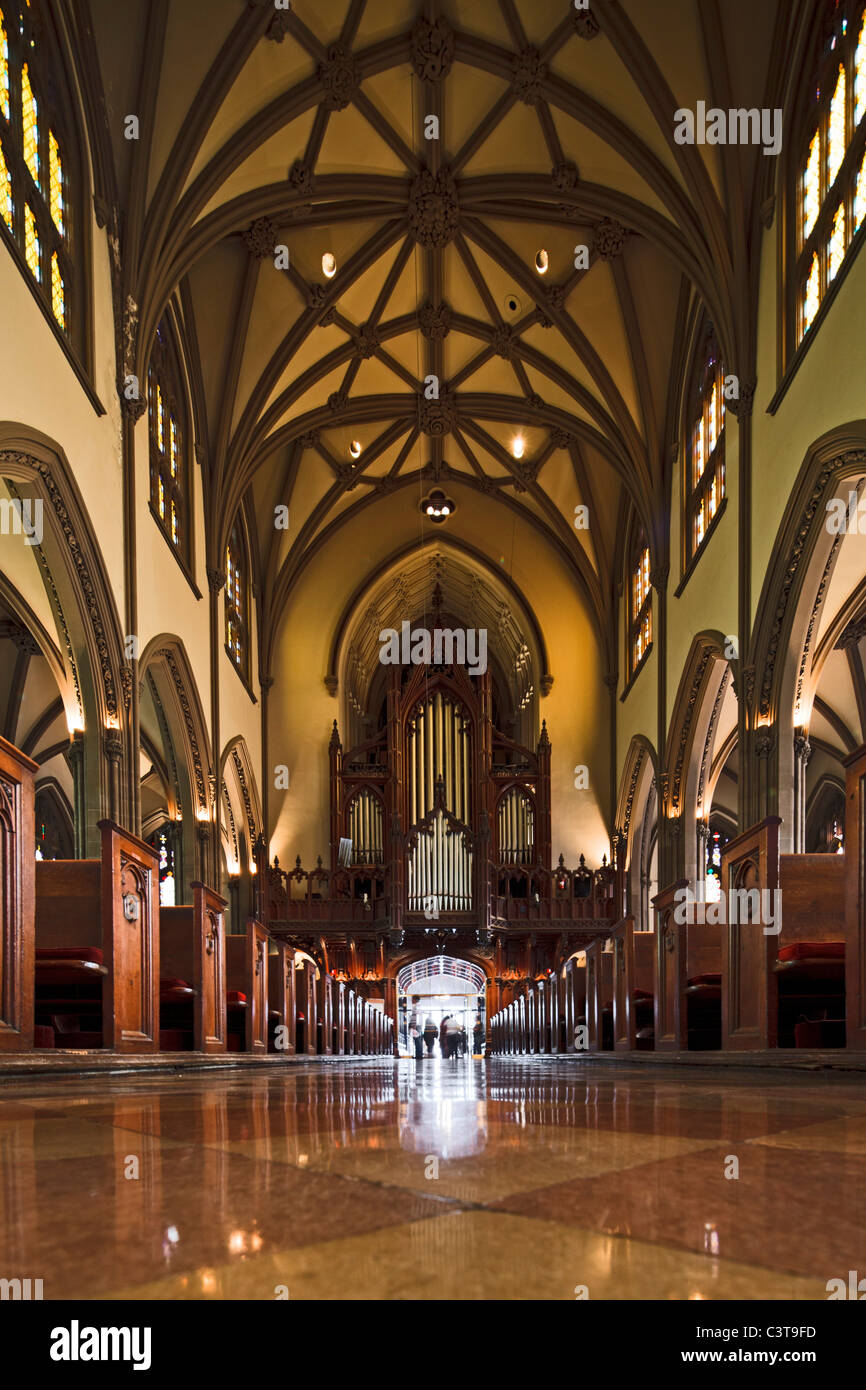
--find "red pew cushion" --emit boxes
[688,973,722,986]
[777,941,844,962]
[227,990,247,1004]
[36,946,104,966]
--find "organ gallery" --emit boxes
[0,0,865,1342]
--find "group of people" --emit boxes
[408,1009,484,1059]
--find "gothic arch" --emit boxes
[663,630,732,881]
[0,425,127,850]
[139,634,213,895]
[748,421,866,845]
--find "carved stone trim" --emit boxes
[759,451,866,718]
[408,167,459,248]
[1,456,118,720]
[161,647,208,813]
[318,43,359,111]
[411,14,455,82]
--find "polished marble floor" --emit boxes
[1,1057,864,1300]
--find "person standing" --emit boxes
[408,1007,423,1060]
[473,1017,484,1055]
[423,1015,437,1056]
[446,1014,463,1059]
[439,1016,449,1057]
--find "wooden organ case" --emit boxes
[329,657,551,935]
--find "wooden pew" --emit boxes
[564,956,587,1052]
[35,819,159,1052]
[535,979,550,1053]
[317,973,334,1055]
[159,882,227,1052]
[583,940,613,1051]
[844,743,866,1048]
[611,916,655,1052]
[267,942,296,1054]
[295,956,317,1055]
[332,978,346,1054]
[653,880,722,1052]
[0,736,37,1052]
[345,987,356,1054]
[525,986,537,1053]
[721,817,846,1049]
[225,919,269,1053]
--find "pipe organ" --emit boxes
[497,787,535,864]
[329,645,551,926]
[347,788,384,864]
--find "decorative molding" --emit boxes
[551,160,579,191]
[622,748,644,836]
[318,43,359,111]
[758,451,866,719]
[419,301,452,339]
[206,567,225,594]
[411,14,455,82]
[242,217,278,259]
[408,167,459,248]
[161,647,208,813]
[594,217,628,259]
[510,47,547,105]
[418,391,456,437]
[669,647,713,814]
[572,8,601,39]
[2,458,118,720]
[231,747,258,846]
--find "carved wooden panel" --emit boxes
[98,820,160,1052]
[195,883,226,1053]
[844,745,866,1047]
[0,738,37,1051]
[720,818,780,1050]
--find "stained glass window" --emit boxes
[0,9,9,122]
[796,3,866,345]
[48,129,62,232]
[856,151,866,227]
[0,6,76,339]
[629,535,652,675]
[225,521,248,677]
[24,200,38,276]
[856,12,866,123]
[828,201,847,277]
[803,252,821,331]
[148,320,190,563]
[686,338,726,565]
[0,140,10,229]
[21,63,38,185]
[828,66,847,185]
[803,131,821,241]
[51,249,64,327]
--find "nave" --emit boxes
[1,1058,864,1301]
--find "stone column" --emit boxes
[793,734,812,853]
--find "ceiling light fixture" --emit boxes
[535,249,549,274]
[322,252,337,278]
[420,487,456,524]
[349,440,362,458]
[511,435,526,460]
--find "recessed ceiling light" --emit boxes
[322,252,337,278]
[504,293,522,316]
[511,435,526,460]
[535,249,549,275]
[349,440,362,458]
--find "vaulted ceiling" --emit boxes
[85,0,795,676]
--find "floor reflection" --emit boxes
[0,1058,863,1299]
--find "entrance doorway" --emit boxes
[397,956,486,1058]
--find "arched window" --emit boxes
[685,331,726,564]
[147,319,191,565]
[0,1,80,345]
[225,517,249,679]
[628,529,651,678]
[794,1,866,345]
